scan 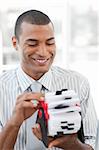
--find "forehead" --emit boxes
[19,22,54,40]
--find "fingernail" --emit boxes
[33,103,38,107]
[36,124,40,128]
[33,124,40,128]
[31,100,39,107]
[40,97,44,101]
[48,145,52,148]
[37,124,40,128]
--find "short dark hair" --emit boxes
[14,10,52,40]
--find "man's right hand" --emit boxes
[11,92,43,127]
[0,92,44,150]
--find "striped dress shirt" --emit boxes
[0,65,98,150]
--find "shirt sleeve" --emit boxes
[0,81,4,132]
[0,105,3,132]
[0,121,3,132]
[80,78,98,149]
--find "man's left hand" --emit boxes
[32,124,93,150]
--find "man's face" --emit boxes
[12,22,56,80]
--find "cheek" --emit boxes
[18,48,28,61]
[51,48,56,57]
[49,46,56,55]
[53,48,56,55]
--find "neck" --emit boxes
[21,67,44,80]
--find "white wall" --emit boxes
[0,0,99,118]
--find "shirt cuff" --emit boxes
[85,138,95,149]
[0,121,3,132]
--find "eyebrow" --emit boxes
[47,37,55,42]
[26,39,38,42]
[26,37,55,43]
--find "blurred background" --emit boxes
[0,0,99,118]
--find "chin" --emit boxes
[39,67,49,73]
[37,65,51,73]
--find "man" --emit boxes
[0,10,97,150]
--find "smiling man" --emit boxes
[0,10,97,150]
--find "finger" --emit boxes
[48,134,78,148]
[17,92,43,100]
[48,136,54,145]
[48,137,64,148]
[32,124,42,140]
[16,92,44,104]
[16,100,39,110]
[16,98,39,108]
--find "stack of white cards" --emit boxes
[45,90,81,137]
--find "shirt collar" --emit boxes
[16,66,35,92]
[38,68,53,91]
[16,66,53,92]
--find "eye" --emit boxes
[28,44,37,47]
[46,40,55,46]
[47,43,55,46]
[26,40,38,47]
[27,42,38,47]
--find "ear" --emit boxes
[12,36,18,50]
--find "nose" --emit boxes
[37,44,48,57]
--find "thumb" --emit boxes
[32,123,42,140]
[48,137,63,148]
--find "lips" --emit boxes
[32,58,50,65]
